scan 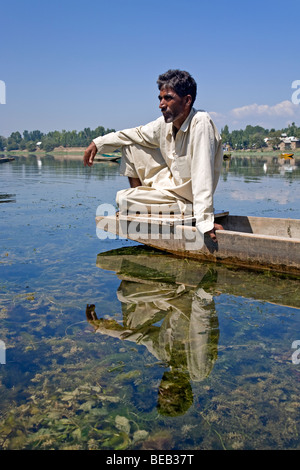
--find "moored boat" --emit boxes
[0,157,15,163]
[94,154,121,162]
[95,212,300,275]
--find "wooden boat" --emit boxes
[0,157,15,163]
[223,152,231,161]
[94,154,120,162]
[96,211,300,275]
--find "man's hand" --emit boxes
[206,222,224,243]
[83,142,98,167]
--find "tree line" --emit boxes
[1,121,300,153]
[0,126,115,152]
[221,122,300,150]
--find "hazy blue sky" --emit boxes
[1,0,300,137]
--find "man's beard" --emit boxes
[162,111,175,123]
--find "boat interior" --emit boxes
[214,213,300,239]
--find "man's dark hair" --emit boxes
[157,69,197,106]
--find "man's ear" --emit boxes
[185,94,192,108]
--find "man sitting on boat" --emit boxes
[83,69,224,242]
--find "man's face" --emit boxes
[158,86,191,126]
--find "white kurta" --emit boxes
[93,108,223,234]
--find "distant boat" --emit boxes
[0,157,15,163]
[223,152,231,161]
[280,153,294,159]
[94,154,121,162]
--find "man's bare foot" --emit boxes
[206,222,224,242]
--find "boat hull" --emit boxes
[94,155,120,162]
[96,213,300,275]
[0,157,15,163]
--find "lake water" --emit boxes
[0,153,299,450]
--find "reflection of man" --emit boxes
[86,272,219,416]
[83,69,223,242]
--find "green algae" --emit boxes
[1,248,300,449]
[0,157,300,450]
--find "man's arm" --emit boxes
[83,120,161,167]
[190,114,223,242]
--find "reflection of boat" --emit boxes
[0,157,15,163]
[94,154,120,162]
[280,164,297,173]
[96,246,300,309]
[280,153,294,159]
[96,213,300,275]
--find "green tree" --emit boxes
[0,136,7,151]
[41,138,56,152]
[221,125,230,145]
[9,131,22,144]
[26,141,37,152]
[19,141,27,150]
[269,129,281,138]
[269,136,281,149]
[249,133,267,149]
[23,130,30,142]
[6,140,19,151]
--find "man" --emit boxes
[83,69,223,242]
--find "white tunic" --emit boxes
[93,108,223,234]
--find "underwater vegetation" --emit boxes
[1,248,299,450]
[0,157,300,450]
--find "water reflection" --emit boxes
[89,246,300,418]
[0,193,16,203]
[0,155,299,449]
[88,252,219,416]
[221,154,299,179]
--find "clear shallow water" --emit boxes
[0,153,299,450]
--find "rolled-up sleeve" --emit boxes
[190,114,222,235]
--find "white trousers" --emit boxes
[116,145,193,217]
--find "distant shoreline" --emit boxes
[1,147,122,159]
[2,147,299,160]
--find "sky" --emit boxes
[1,0,300,137]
